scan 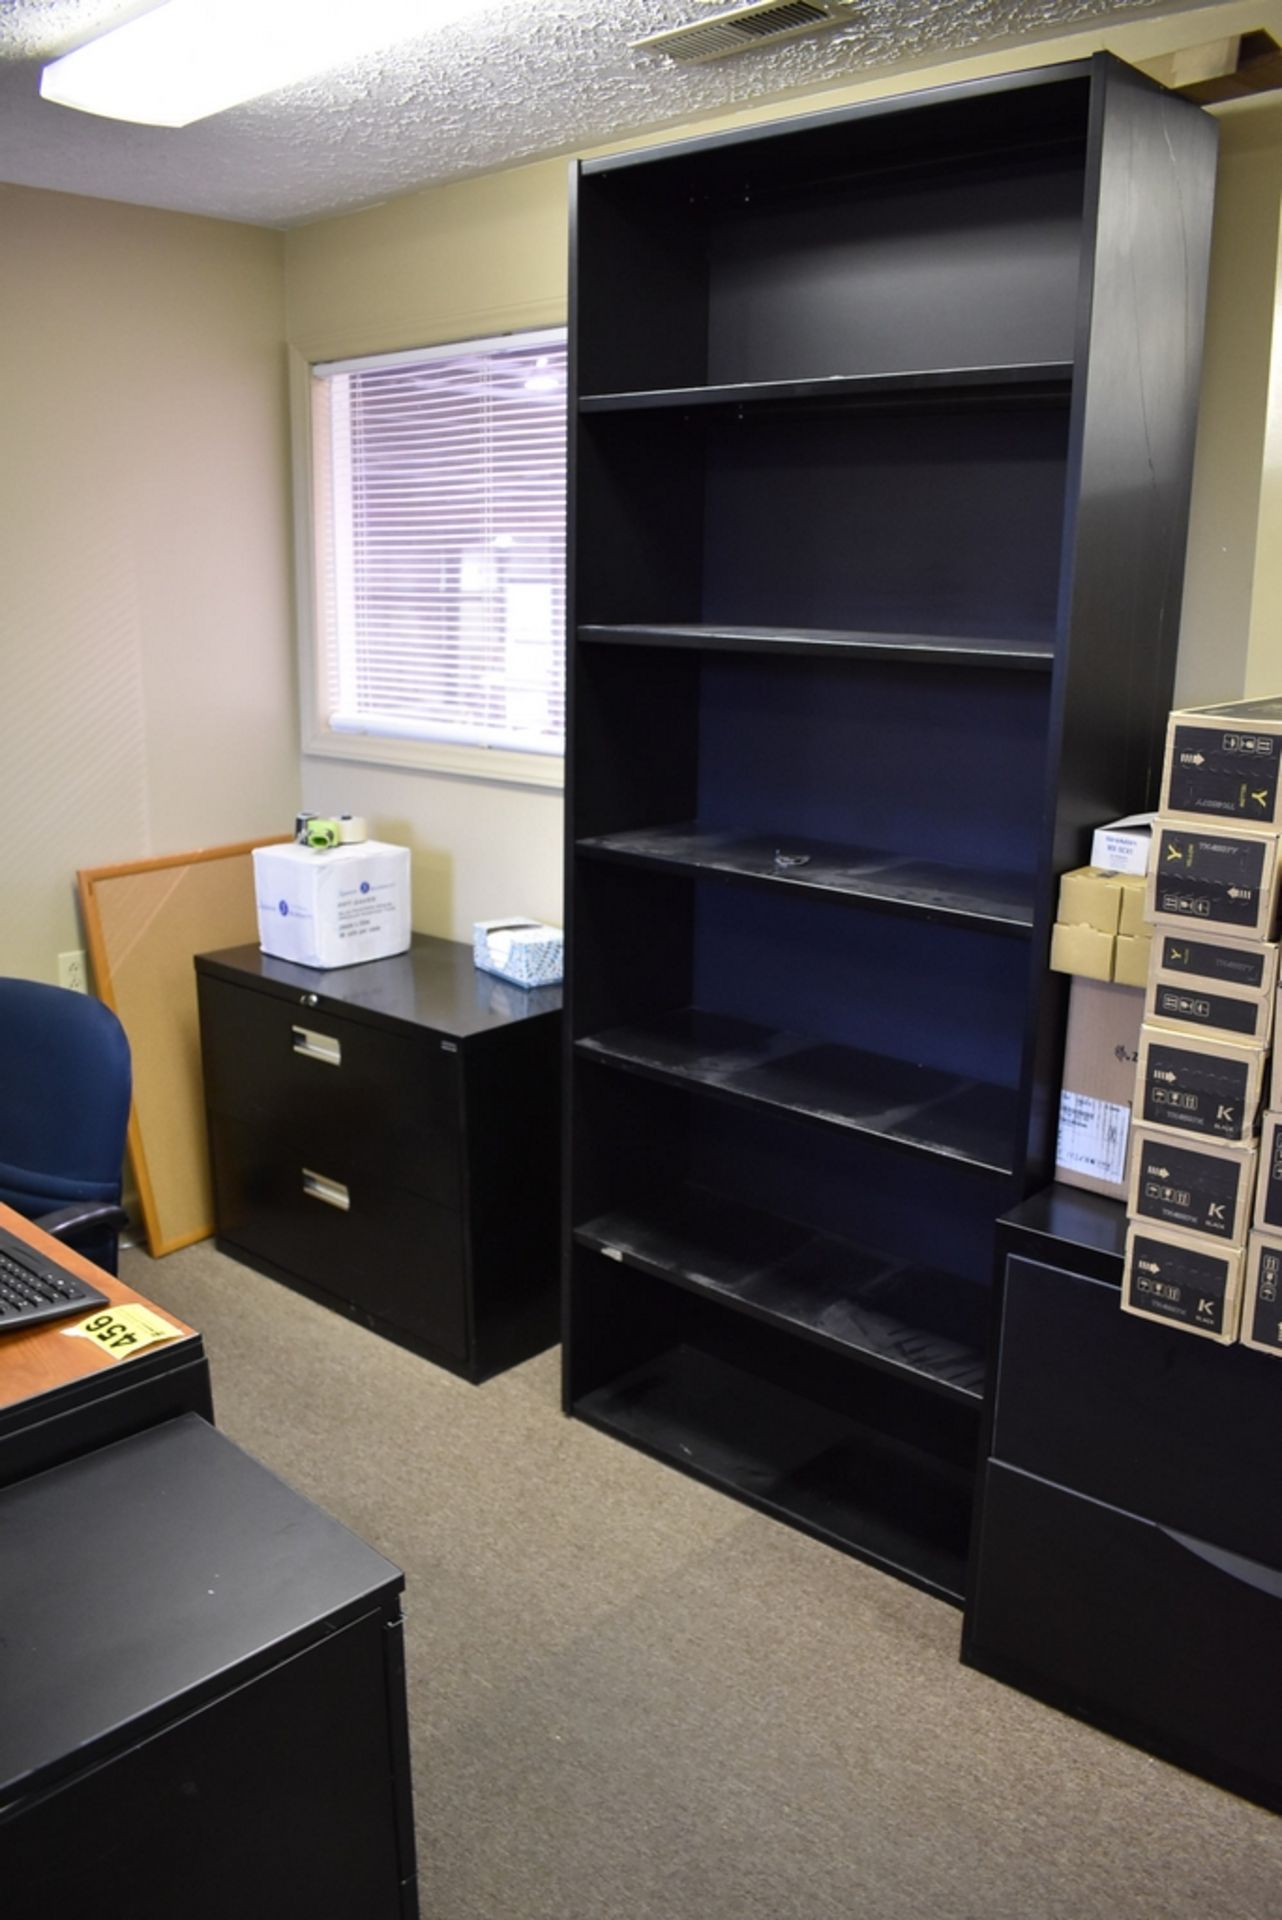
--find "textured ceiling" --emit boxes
[0,0,1231,227]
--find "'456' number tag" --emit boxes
[63,1303,183,1359]
[82,1312,140,1351]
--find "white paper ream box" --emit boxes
[253,841,411,969]
[1090,812,1155,876]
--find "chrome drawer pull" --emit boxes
[292,1025,342,1067]
[301,1168,350,1211]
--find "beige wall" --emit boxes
[285,1,1282,940]
[0,185,298,986]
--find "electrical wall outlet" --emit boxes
[57,950,88,993]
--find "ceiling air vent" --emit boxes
[633,1,860,66]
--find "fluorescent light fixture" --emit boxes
[40,0,496,128]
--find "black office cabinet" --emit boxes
[0,1415,417,1918]
[196,935,561,1383]
[964,1186,1282,1813]
[562,58,1217,1601]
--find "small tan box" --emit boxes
[1240,1229,1282,1357]
[1145,970,1274,1046]
[1127,1124,1257,1245]
[1122,1220,1244,1343]
[1057,867,1125,934]
[1162,697,1282,832]
[1049,921,1114,981]
[1055,978,1143,1199]
[1153,929,1278,998]
[1253,1111,1282,1235]
[1118,876,1148,939]
[1112,930,1153,989]
[1146,823,1280,940]
[1135,1024,1266,1144]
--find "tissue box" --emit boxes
[473,919,563,989]
[253,841,411,969]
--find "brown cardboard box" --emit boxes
[1240,1229,1282,1358]
[1146,822,1280,940]
[1118,876,1148,938]
[1162,696,1282,831]
[1127,1124,1257,1246]
[1112,930,1153,988]
[1055,978,1143,1199]
[1145,970,1274,1045]
[1057,867,1125,933]
[1049,921,1114,981]
[1122,1220,1244,1343]
[1135,1023,1267,1143]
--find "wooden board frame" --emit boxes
[79,839,288,1256]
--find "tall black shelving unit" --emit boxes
[562,57,1217,1604]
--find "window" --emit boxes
[308,329,567,770]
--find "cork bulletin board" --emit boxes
[79,838,285,1256]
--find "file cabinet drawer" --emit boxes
[969,1462,1282,1807]
[992,1254,1282,1568]
[197,974,460,1210]
[209,1113,467,1363]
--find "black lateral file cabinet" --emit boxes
[563,57,1217,1600]
[196,934,562,1382]
[0,1414,417,1919]
[963,1185,1282,1813]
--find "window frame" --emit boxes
[291,328,567,791]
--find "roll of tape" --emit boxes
[337,815,368,845]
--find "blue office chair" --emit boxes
[0,978,132,1274]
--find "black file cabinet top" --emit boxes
[196,932,562,1043]
[0,1413,404,1807]
[996,1182,1126,1287]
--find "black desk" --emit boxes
[0,1414,417,1918]
[196,934,562,1381]
[0,1203,213,1489]
[963,1184,1282,1813]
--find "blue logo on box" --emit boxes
[360,882,370,894]
[278,900,289,916]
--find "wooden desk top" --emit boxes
[0,1203,199,1415]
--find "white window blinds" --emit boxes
[311,329,567,757]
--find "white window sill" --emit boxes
[302,724,565,790]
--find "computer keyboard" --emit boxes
[0,1224,108,1332]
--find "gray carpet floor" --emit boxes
[123,1238,1282,1920]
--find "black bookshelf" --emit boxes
[562,56,1217,1603]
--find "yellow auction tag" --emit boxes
[62,1302,184,1359]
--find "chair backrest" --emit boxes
[0,978,132,1225]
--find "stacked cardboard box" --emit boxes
[1122,695,1282,1345]
[1051,817,1155,1201]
